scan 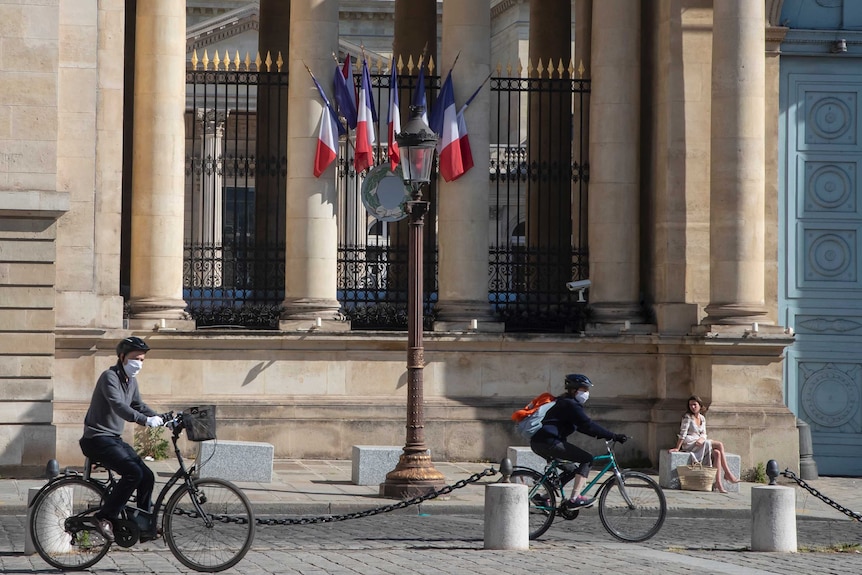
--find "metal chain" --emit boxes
[171,467,499,526]
[781,469,862,522]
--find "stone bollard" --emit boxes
[484,482,529,550]
[751,485,797,552]
[24,487,41,555]
[797,419,818,480]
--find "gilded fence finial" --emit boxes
[276,51,284,72]
[234,50,241,71]
[213,49,221,70]
[191,49,199,70]
[578,59,586,79]
[202,49,210,70]
[264,50,273,72]
[254,51,262,71]
[244,52,251,71]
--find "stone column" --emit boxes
[280,0,345,330]
[573,0,591,250]
[434,0,498,331]
[587,0,641,326]
[191,109,226,289]
[704,0,768,325]
[393,0,437,67]
[128,0,191,326]
[254,0,290,295]
[527,0,572,297]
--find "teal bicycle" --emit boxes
[509,439,667,541]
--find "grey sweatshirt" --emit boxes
[82,364,157,439]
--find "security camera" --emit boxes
[565,279,591,302]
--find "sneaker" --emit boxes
[566,495,595,508]
[94,518,115,543]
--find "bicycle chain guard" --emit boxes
[112,519,139,548]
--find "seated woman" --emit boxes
[669,395,739,493]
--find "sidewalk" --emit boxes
[2,458,861,522]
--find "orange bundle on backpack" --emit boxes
[512,392,556,422]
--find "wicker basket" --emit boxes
[677,463,717,492]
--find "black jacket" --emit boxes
[533,395,613,442]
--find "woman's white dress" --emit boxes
[678,413,713,465]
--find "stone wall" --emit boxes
[52,330,800,476]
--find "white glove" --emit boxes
[145,415,164,428]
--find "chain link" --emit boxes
[171,467,499,527]
[781,469,862,522]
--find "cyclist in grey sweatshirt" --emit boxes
[79,336,163,542]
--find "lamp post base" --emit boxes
[379,451,446,498]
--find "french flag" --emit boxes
[353,58,376,173]
[313,104,339,178]
[429,71,465,182]
[387,63,401,172]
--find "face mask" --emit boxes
[124,359,143,378]
[575,390,589,404]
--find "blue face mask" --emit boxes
[575,390,589,404]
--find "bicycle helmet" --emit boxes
[116,336,150,357]
[564,373,593,391]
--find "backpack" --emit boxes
[511,392,556,440]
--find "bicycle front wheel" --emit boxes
[163,477,255,572]
[29,477,110,570]
[598,470,666,542]
[509,468,557,540]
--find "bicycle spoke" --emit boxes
[598,471,666,542]
[30,478,111,570]
[509,469,556,540]
[164,478,255,572]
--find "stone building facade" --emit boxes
[2,0,860,477]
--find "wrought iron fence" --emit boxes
[182,56,589,332]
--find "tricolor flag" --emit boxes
[386,63,401,172]
[307,65,344,177]
[353,58,376,173]
[429,71,465,182]
[333,54,357,130]
[313,104,339,177]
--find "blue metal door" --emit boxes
[781,59,862,476]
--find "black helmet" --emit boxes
[116,336,150,356]
[564,373,593,391]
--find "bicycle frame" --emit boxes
[530,441,634,507]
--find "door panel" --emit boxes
[782,62,862,476]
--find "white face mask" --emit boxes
[575,390,589,404]
[124,359,143,378]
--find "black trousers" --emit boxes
[80,435,155,520]
[530,435,593,482]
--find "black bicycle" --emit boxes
[28,406,255,572]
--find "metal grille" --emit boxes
[181,62,590,332]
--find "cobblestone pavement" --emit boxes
[2,512,861,574]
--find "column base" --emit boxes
[586,302,649,333]
[703,302,770,325]
[433,299,503,332]
[379,451,446,499]
[128,297,190,322]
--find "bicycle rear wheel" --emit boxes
[29,477,111,570]
[163,477,255,572]
[597,470,666,542]
[509,468,557,540]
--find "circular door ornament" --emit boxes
[361,164,411,222]
[801,365,858,428]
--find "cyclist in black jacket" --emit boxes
[531,373,627,508]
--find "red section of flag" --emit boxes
[387,64,401,172]
[353,59,376,174]
[314,105,338,177]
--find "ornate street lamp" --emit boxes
[380,106,446,498]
